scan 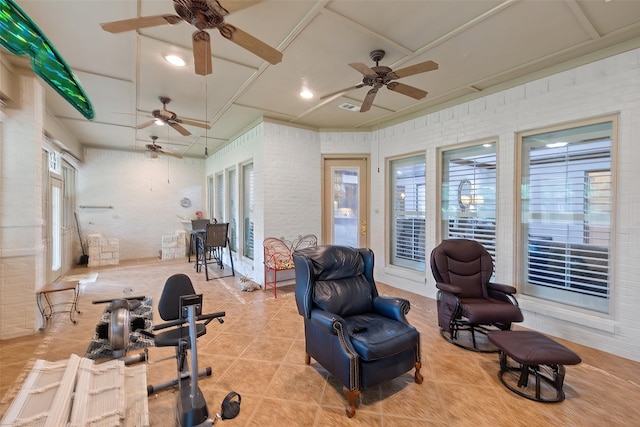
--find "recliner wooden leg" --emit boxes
[304,353,310,365]
[414,361,424,384]
[343,387,360,418]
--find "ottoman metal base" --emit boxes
[488,330,581,403]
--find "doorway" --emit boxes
[46,177,63,284]
[322,157,369,247]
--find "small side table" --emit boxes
[37,279,81,326]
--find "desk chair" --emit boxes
[199,222,235,281]
[188,219,211,263]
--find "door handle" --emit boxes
[361,220,367,235]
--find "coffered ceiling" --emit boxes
[5,0,640,158]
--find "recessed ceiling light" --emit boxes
[164,54,186,67]
[299,89,313,99]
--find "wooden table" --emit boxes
[37,279,81,326]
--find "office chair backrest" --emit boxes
[158,274,196,321]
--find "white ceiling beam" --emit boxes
[564,0,602,40]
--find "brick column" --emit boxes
[0,71,46,338]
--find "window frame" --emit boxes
[439,140,498,261]
[227,167,238,252]
[387,152,426,272]
[241,161,254,260]
[516,115,617,314]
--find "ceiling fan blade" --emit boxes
[158,148,183,159]
[220,0,262,14]
[136,120,155,129]
[386,82,428,100]
[179,118,211,129]
[100,15,182,33]
[193,31,213,76]
[169,122,192,136]
[320,84,365,100]
[222,25,282,64]
[389,60,439,79]
[360,88,378,112]
[349,63,376,76]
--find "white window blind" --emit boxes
[242,163,254,260]
[228,168,237,252]
[441,144,497,259]
[215,173,224,222]
[521,121,612,313]
[390,155,426,270]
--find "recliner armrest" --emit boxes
[436,282,463,295]
[373,296,410,322]
[310,309,343,335]
[488,282,517,295]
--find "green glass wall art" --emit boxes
[0,0,94,119]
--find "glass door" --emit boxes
[323,157,369,248]
[47,177,63,283]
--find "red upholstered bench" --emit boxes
[488,330,581,403]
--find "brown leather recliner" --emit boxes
[430,239,523,352]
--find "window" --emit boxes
[227,168,237,252]
[389,154,426,271]
[242,162,254,260]
[441,143,497,258]
[62,164,75,230]
[207,175,214,223]
[519,120,613,313]
[215,172,224,222]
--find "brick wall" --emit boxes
[77,148,205,260]
[0,73,46,338]
[208,48,640,361]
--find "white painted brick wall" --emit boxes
[208,48,640,361]
[369,48,640,361]
[0,73,46,338]
[77,148,205,260]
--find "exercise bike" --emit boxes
[146,293,225,426]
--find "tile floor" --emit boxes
[1,258,640,426]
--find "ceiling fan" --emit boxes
[137,96,210,136]
[322,49,439,112]
[100,0,282,75]
[144,135,183,159]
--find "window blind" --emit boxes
[390,155,426,270]
[441,144,497,258]
[521,121,612,312]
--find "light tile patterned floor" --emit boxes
[2,258,639,426]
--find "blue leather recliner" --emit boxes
[292,245,423,418]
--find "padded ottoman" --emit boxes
[488,330,581,402]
